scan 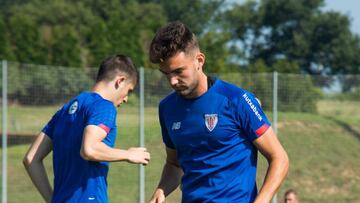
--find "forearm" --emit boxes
[254,155,289,203]
[81,141,129,162]
[24,161,53,203]
[156,162,183,197]
[81,126,149,164]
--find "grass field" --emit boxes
[0,100,359,202]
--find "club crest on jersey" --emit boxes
[68,101,78,114]
[204,114,218,132]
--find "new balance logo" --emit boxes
[172,122,181,130]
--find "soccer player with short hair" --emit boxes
[23,54,150,203]
[149,21,289,203]
[284,189,299,203]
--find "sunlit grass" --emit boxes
[1,100,359,202]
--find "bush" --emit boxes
[6,64,94,105]
[220,72,321,113]
[277,74,321,112]
[328,88,360,101]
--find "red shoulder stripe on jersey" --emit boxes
[98,124,110,134]
[255,124,270,136]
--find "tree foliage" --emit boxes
[0,15,14,60]
[2,0,166,67]
[139,0,224,35]
[2,0,359,76]
[1,0,360,108]
[221,0,360,75]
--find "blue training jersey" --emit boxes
[42,92,117,203]
[159,79,271,203]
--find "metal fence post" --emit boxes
[272,71,278,134]
[139,67,145,203]
[272,71,278,203]
[2,60,8,203]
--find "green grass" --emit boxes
[3,105,62,134]
[1,100,360,202]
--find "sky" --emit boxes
[324,0,360,35]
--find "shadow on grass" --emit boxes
[324,116,360,142]
[0,133,35,147]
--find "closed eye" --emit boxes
[173,69,183,75]
[159,67,184,76]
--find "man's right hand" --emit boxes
[126,147,150,165]
[149,189,165,203]
[149,148,182,203]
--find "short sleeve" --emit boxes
[86,101,116,134]
[42,109,61,139]
[236,92,271,141]
[159,104,175,149]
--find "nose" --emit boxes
[123,96,128,103]
[169,75,178,87]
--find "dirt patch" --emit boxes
[278,121,323,129]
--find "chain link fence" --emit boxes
[1,61,359,202]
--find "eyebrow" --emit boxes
[159,67,184,75]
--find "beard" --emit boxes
[175,80,199,98]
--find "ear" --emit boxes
[115,75,127,89]
[196,52,205,69]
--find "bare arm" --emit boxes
[80,125,150,164]
[23,132,53,203]
[253,127,289,203]
[149,147,183,203]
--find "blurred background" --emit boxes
[0,0,359,202]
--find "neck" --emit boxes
[92,82,114,104]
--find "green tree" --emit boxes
[139,0,224,35]
[138,0,232,71]
[103,1,166,66]
[52,26,82,67]
[0,15,14,60]
[200,31,231,73]
[271,59,300,73]
[248,59,269,73]
[7,0,95,66]
[72,0,166,67]
[221,0,360,75]
[87,19,112,66]
[8,13,47,64]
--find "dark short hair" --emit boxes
[149,21,199,63]
[96,54,138,84]
[285,189,298,197]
